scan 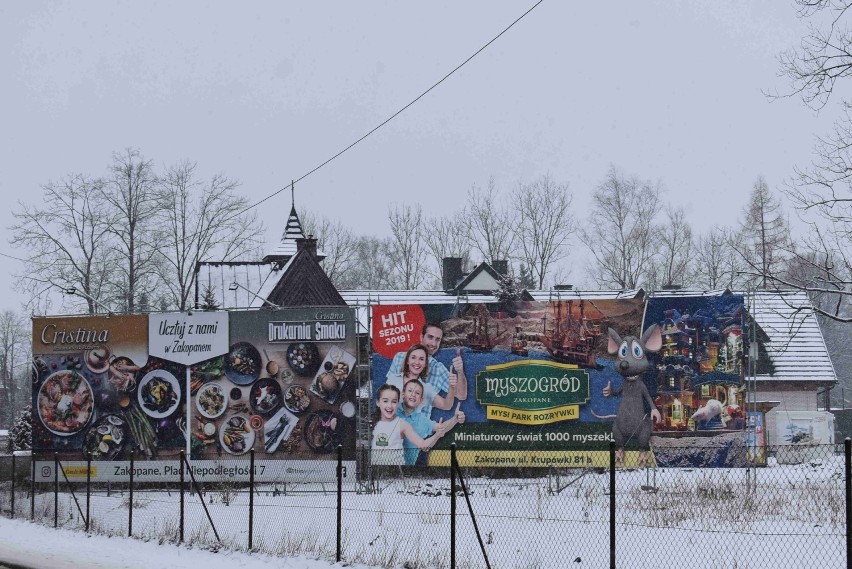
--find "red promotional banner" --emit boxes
[371,304,426,359]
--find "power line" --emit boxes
[0,251,30,263]
[237,0,545,215]
[1,1,545,270]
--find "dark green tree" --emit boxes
[494,273,522,304]
[199,284,220,311]
[518,263,536,290]
[8,405,32,452]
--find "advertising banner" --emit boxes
[32,314,156,463]
[196,308,358,463]
[32,308,357,482]
[642,294,750,467]
[370,299,648,468]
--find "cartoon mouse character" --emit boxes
[601,324,662,466]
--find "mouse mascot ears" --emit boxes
[640,324,662,352]
[606,324,663,354]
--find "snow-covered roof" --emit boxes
[196,262,278,309]
[338,289,647,335]
[647,288,732,298]
[527,289,646,301]
[263,205,305,262]
[250,261,290,308]
[748,290,836,384]
[648,288,836,384]
[262,203,325,264]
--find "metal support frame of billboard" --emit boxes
[353,300,376,494]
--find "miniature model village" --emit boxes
[444,300,745,436]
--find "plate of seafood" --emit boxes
[108,356,140,392]
[137,369,181,419]
[37,370,94,436]
[82,414,127,459]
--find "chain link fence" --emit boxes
[1,443,849,568]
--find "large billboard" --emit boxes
[31,308,357,482]
[370,299,647,468]
[371,296,752,469]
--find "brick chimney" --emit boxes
[442,257,464,291]
[491,259,508,277]
[295,235,318,259]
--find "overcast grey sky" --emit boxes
[0,1,840,309]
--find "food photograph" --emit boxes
[189,333,356,460]
[31,350,185,460]
[31,309,359,466]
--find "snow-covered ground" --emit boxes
[0,515,347,569]
[0,453,848,569]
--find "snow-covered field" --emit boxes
[0,452,848,569]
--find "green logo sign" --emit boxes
[475,360,590,411]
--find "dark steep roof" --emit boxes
[266,248,346,307]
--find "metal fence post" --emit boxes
[451,443,457,569]
[249,449,255,550]
[86,452,91,532]
[336,444,343,563]
[845,438,850,569]
[180,450,185,543]
[128,451,134,537]
[609,441,615,569]
[11,452,16,519]
[54,453,60,528]
[30,454,35,521]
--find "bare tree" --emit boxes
[423,212,471,287]
[10,174,113,314]
[784,231,850,313]
[580,166,662,289]
[102,148,160,313]
[512,174,575,289]
[387,203,427,289]
[335,236,395,289]
[773,0,852,111]
[765,1,852,321]
[651,205,693,288]
[300,210,359,288]
[736,177,792,289]
[0,310,28,428]
[692,226,748,289]
[463,177,514,263]
[155,160,263,311]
